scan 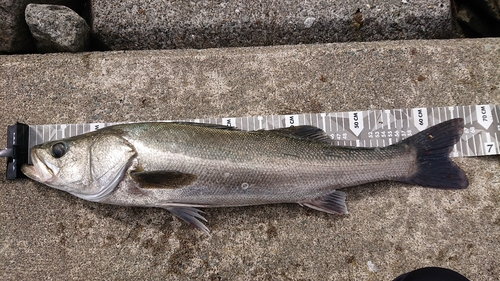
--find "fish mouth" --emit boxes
[21,150,54,183]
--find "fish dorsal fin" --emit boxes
[131,171,198,189]
[173,122,331,143]
[267,126,332,143]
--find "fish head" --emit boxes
[22,131,136,202]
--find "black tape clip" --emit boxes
[1,123,29,179]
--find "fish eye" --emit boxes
[51,142,68,158]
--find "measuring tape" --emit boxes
[2,104,499,179]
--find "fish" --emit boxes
[22,118,468,234]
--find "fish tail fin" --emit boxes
[398,118,468,189]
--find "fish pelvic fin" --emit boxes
[300,190,348,214]
[399,118,468,189]
[166,206,210,235]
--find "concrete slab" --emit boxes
[1,38,499,280]
[90,0,461,50]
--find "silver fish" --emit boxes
[22,119,468,234]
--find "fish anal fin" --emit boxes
[166,207,210,235]
[301,190,348,214]
[131,171,197,189]
[267,126,332,143]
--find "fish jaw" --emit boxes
[22,150,55,184]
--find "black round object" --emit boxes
[393,267,470,281]
[51,142,67,158]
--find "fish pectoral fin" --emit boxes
[166,207,210,235]
[131,171,197,189]
[300,190,348,214]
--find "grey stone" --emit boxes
[25,4,90,53]
[90,0,460,50]
[0,38,499,280]
[0,0,84,54]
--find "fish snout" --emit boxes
[21,151,55,183]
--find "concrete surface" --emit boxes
[0,38,499,280]
[90,0,460,50]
